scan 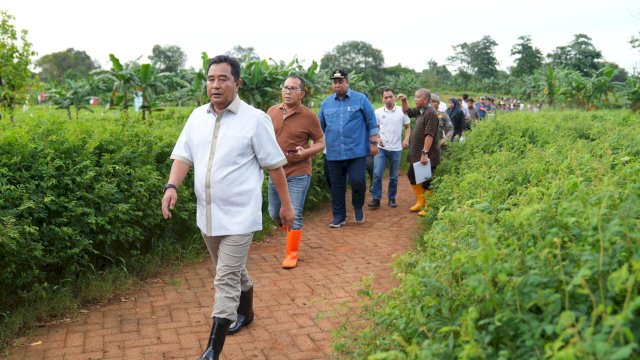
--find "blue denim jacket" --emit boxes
[318,89,379,161]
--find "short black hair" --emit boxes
[462,93,469,100]
[286,75,306,92]
[381,87,395,95]
[207,55,241,81]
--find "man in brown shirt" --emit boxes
[266,75,325,268]
[398,88,440,215]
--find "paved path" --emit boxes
[7,176,418,360]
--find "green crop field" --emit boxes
[334,110,640,359]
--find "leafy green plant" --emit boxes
[335,110,640,359]
[48,79,94,119]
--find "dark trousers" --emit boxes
[326,156,366,221]
[407,163,436,190]
[323,153,331,189]
[366,154,374,187]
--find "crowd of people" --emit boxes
[159,55,527,359]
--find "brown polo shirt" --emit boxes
[266,103,324,177]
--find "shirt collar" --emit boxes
[382,105,397,113]
[207,95,242,115]
[333,88,352,100]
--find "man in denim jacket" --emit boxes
[318,70,379,228]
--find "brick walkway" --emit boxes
[7,177,418,360]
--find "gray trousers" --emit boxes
[202,233,254,321]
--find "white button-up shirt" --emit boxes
[171,96,286,236]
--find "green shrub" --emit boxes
[335,110,640,359]
[0,107,330,346]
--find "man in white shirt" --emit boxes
[161,55,294,360]
[368,88,410,208]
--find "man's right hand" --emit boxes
[162,189,177,220]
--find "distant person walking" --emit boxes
[368,88,410,209]
[446,98,466,141]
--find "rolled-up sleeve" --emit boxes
[362,100,378,136]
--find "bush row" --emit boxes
[335,110,640,359]
[0,108,330,321]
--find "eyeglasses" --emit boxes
[282,87,301,93]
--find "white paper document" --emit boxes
[412,161,432,183]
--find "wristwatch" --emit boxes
[421,150,429,156]
[370,141,379,145]
[163,183,177,193]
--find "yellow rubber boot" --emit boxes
[282,229,302,269]
[409,184,426,212]
[418,189,433,216]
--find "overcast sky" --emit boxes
[2,0,639,74]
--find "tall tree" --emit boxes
[547,33,603,76]
[148,44,186,73]
[448,35,499,80]
[226,45,260,65]
[35,48,97,83]
[629,32,640,50]
[419,60,452,88]
[320,41,385,83]
[510,35,543,77]
[0,10,35,120]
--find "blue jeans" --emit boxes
[372,148,402,200]
[326,157,366,221]
[268,175,311,230]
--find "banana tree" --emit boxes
[543,66,558,107]
[190,52,210,106]
[239,58,290,111]
[137,64,166,120]
[91,54,140,115]
[49,79,93,119]
[584,65,620,109]
[626,76,640,112]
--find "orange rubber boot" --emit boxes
[409,184,426,212]
[282,229,302,269]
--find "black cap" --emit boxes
[330,69,348,80]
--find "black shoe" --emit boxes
[228,287,254,335]
[329,218,346,228]
[367,199,380,208]
[354,207,365,223]
[388,199,397,208]
[198,317,232,360]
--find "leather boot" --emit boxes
[198,317,232,360]
[228,287,254,335]
[409,184,426,212]
[282,229,302,269]
[418,189,433,216]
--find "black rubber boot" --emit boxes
[228,287,254,335]
[198,317,232,360]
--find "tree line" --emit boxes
[2,10,640,120]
